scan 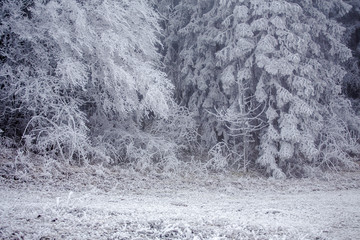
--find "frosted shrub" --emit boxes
[93,127,180,173]
[317,100,360,170]
[206,142,231,172]
[91,105,197,174]
[149,105,198,153]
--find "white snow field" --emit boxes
[1,164,360,240]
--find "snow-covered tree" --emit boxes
[1,0,358,177]
[341,0,360,114]
[0,0,178,165]
[160,0,360,177]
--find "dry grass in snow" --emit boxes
[0,147,360,239]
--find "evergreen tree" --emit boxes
[341,0,360,114]
[160,0,360,177]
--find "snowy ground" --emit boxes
[1,168,360,240]
[0,148,360,239]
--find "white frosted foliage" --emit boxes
[256,35,278,54]
[0,0,175,164]
[235,23,253,38]
[279,114,301,142]
[159,0,359,177]
[270,16,287,30]
[221,66,236,95]
[279,141,294,160]
[234,5,249,21]
[251,18,269,32]
[255,77,267,103]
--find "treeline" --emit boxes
[0,0,359,178]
